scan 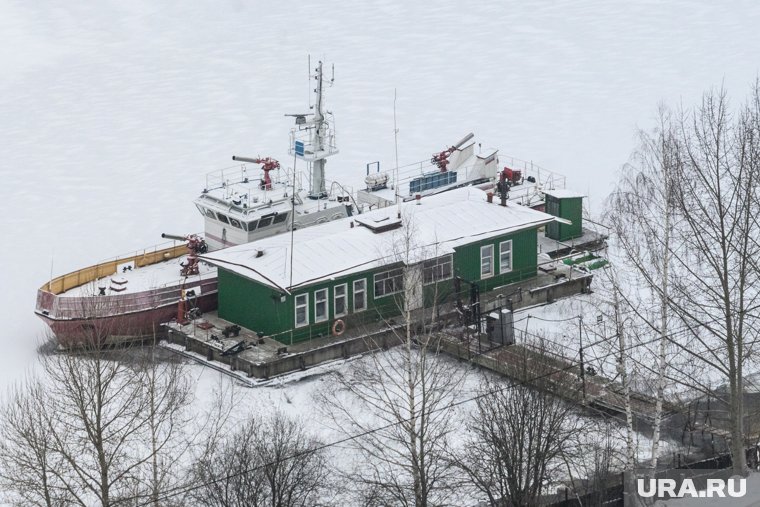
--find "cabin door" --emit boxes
[404,265,424,312]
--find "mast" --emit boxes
[288,59,338,200]
[311,61,327,198]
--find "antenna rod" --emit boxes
[289,151,297,291]
[394,88,399,206]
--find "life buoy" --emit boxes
[332,319,346,336]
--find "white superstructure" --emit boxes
[194,60,354,251]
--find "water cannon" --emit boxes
[232,155,258,164]
[501,166,523,185]
[232,155,280,190]
[161,233,189,242]
[162,233,208,276]
[431,132,474,172]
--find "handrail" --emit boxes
[38,277,219,319]
[41,243,189,295]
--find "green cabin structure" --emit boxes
[201,188,557,345]
[543,189,585,241]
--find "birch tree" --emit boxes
[319,213,466,507]
[609,85,760,475]
[606,106,679,474]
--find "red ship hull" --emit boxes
[35,282,218,346]
[34,243,218,346]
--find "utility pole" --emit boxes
[579,315,586,405]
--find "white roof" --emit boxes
[543,188,585,199]
[200,187,555,292]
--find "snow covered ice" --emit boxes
[1,0,760,504]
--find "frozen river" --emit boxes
[1,0,759,391]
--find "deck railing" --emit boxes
[40,243,189,295]
[37,277,218,319]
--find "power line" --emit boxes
[132,279,756,504]
[132,316,683,506]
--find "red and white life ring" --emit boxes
[332,319,346,336]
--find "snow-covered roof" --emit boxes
[543,188,585,199]
[200,187,556,292]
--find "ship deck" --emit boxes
[60,255,216,297]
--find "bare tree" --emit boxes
[0,320,195,506]
[608,86,760,475]
[560,417,628,507]
[319,213,466,507]
[454,342,581,506]
[135,343,194,506]
[606,104,680,476]
[190,411,329,507]
[0,378,72,507]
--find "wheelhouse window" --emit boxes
[273,212,288,224]
[229,218,243,229]
[374,268,403,298]
[246,220,259,231]
[480,245,494,278]
[257,216,274,229]
[423,254,453,285]
[334,284,347,317]
[295,293,308,328]
[216,213,230,225]
[203,208,216,219]
[499,240,513,274]
[314,288,328,322]
[353,279,367,312]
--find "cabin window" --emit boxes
[423,254,453,285]
[229,218,243,229]
[203,208,216,219]
[480,245,494,278]
[499,240,513,274]
[295,294,308,327]
[246,220,259,231]
[334,284,347,317]
[216,213,230,225]
[374,268,403,298]
[353,279,367,312]
[258,216,274,229]
[314,288,328,322]
[273,213,288,224]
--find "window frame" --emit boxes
[334,283,348,318]
[499,240,513,274]
[480,244,494,279]
[422,254,453,285]
[294,293,309,328]
[257,216,274,229]
[374,268,404,298]
[353,279,367,312]
[314,288,328,323]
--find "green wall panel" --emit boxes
[545,195,583,241]
[217,226,540,344]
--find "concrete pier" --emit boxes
[164,268,593,380]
